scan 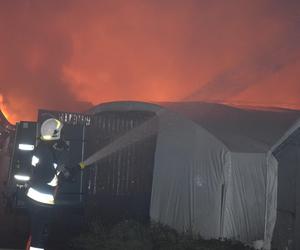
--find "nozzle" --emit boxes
[79,162,86,170]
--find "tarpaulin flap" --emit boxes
[150,112,228,238]
[223,153,268,241]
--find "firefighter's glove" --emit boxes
[79,162,86,170]
[59,166,76,183]
[61,167,71,179]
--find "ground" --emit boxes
[0,192,254,250]
[69,219,255,250]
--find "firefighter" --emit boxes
[26,118,71,250]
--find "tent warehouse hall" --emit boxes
[88,101,300,250]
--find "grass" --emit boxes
[69,219,254,250]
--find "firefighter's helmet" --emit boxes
[41,118,63,141]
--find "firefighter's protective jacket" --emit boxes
[26,140,69,205]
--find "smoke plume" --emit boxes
[0,0,299,123]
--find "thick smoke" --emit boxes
[0,1,92,123]
[0,0,299,123]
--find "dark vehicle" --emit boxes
[7,110,91,210]
[8,121,36,209]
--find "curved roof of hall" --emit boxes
[89,101,161,113]
[89,101,300,153]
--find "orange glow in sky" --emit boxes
[0,1,299,124]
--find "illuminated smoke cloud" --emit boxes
[0,0,299,123]
[0,1,92,123]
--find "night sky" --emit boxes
[0,0,299,123]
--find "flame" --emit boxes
[0,94,15,124]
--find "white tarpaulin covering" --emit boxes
[150,111,278,248]
[150,102,300,249]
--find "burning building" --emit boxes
[0,110,14,186]
[0,110,14,149]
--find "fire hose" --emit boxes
[78,114,160,170]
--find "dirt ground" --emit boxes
[0,196,29,249]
